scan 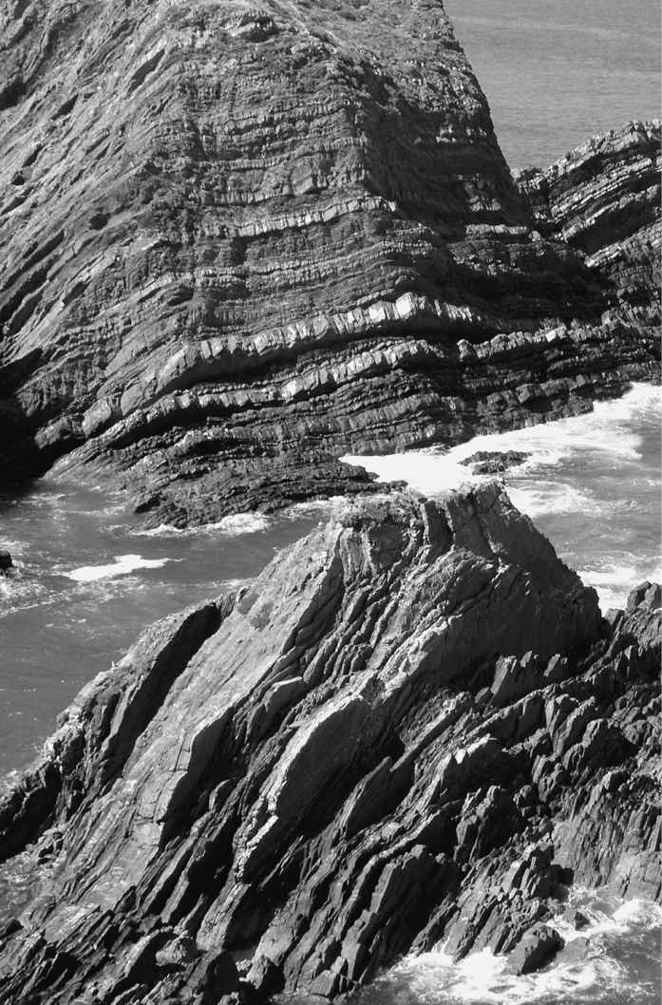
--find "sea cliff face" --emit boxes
[0,0,658,526]
[0,4,660,999]
[0,487,659,1002]
[517,120,661,329]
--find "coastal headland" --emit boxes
[0,0,659,1001]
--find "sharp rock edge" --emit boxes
[0,485,659,1003]
[0,0,659,525]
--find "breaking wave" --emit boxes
[129,512,272,537]
[343,383,661,613]
[64,554,177,583]
[358,894,662,1004]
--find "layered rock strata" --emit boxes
[0,487,659,1002]
[0,0,658,524]
[517,120,661,324]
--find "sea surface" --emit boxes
[0,387,659,995]
[342,381,662,1002]
[443,0,661,169]
[1,4,660,994]
[354,894,662,1005]
[0,497,319,778]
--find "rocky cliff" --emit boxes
[0,0,658,525]
[0,486,659,1002]
[518,120,661,329]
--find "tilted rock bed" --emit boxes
[0,485,659,1002]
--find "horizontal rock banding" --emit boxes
[517,120,661,318]
[0,1,658,520]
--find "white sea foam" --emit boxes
[212,513,271,535]
[341,450,475,496]
[64,554,175,583]
[553,895,662,944]
[0,572,51,615]
[130,512,272,538]
[577,559,662,611]
[343,383,661,498]
[384,945,630,1004]
[380,896,661,1004]
[508,482,600,518]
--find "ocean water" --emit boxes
[354,894,662,1005]
[1,384,658,776]
[0,489,319,778]
[342,383,662,1005]
[344,383,661,613]
[443,0,661,168]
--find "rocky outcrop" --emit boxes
[507,923,564,975]
[517,121,661,325]
[0,1,658,524]
[0,487,659,1002]
[460,450,530,475]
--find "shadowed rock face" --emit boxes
[0,1,658,524]
[0,486,659,1002]
[518,121,661,322]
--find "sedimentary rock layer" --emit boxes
[518,120,661,322]
[1,1,658,523]
[0,487,659,1002]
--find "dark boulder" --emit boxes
[508,924,564,975]
[460,451,531,475]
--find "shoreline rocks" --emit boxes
[460,450,530,475]
[507,924,565,975]
[0,486,658,1002]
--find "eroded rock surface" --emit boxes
[0,487,659,1002]
[0,1,658,524]
[518,120,661,326]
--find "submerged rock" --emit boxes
[460,450,530,475]
[0,485,658,1002]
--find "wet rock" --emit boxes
[460,450,530,475]
[507,924,564,975]
[0,489,657,1001]
[571,910,591,930]
[0,551,13,572]
[0,2,658,521]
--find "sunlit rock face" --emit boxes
[0,1,658,525]
[0,487,659,1001]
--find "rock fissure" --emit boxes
[0,488,657,1002]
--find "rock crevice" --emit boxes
[0,488,658,1002]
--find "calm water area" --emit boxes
[444,0,661,168]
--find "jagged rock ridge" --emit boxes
[0,487,659,1002]
[0,0,658,524]
[518,120,661,326]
